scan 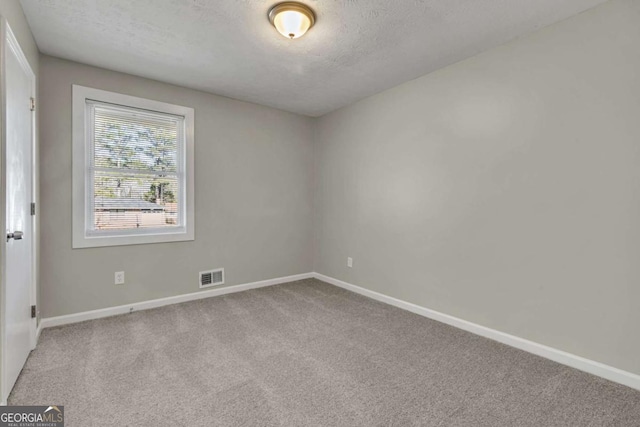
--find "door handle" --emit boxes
[7,231,23,241]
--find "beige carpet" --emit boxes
[9,278,640,426]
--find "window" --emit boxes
[72,85,194,248]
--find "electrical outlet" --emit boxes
[347,257,353,268]
[115,271,125,285]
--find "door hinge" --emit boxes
[30,97,35,111]
[31,305,36,318]
[31,202,36,216]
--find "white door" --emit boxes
[1,20,36,403]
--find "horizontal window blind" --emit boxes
[89,102,183,232]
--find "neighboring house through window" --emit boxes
[72,85,194,248]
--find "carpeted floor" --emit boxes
[9,278,640,426]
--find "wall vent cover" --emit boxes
[199,268,224,288]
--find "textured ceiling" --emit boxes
[20,0,607,116]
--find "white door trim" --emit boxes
[0,16,37,404]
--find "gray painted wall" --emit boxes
[33,0,639,377]
[314,0,640,375]
[39,55,314,317]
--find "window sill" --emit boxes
[73,228,194,249]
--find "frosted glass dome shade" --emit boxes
[269,2,316,39]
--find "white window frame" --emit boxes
[72,85,195,248]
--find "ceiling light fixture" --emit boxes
[268,2,316,40]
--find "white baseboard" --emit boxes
[40,272,314,329]
[313,272,640,391]
[37,270,640,391]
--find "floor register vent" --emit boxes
[199,268,224,288]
